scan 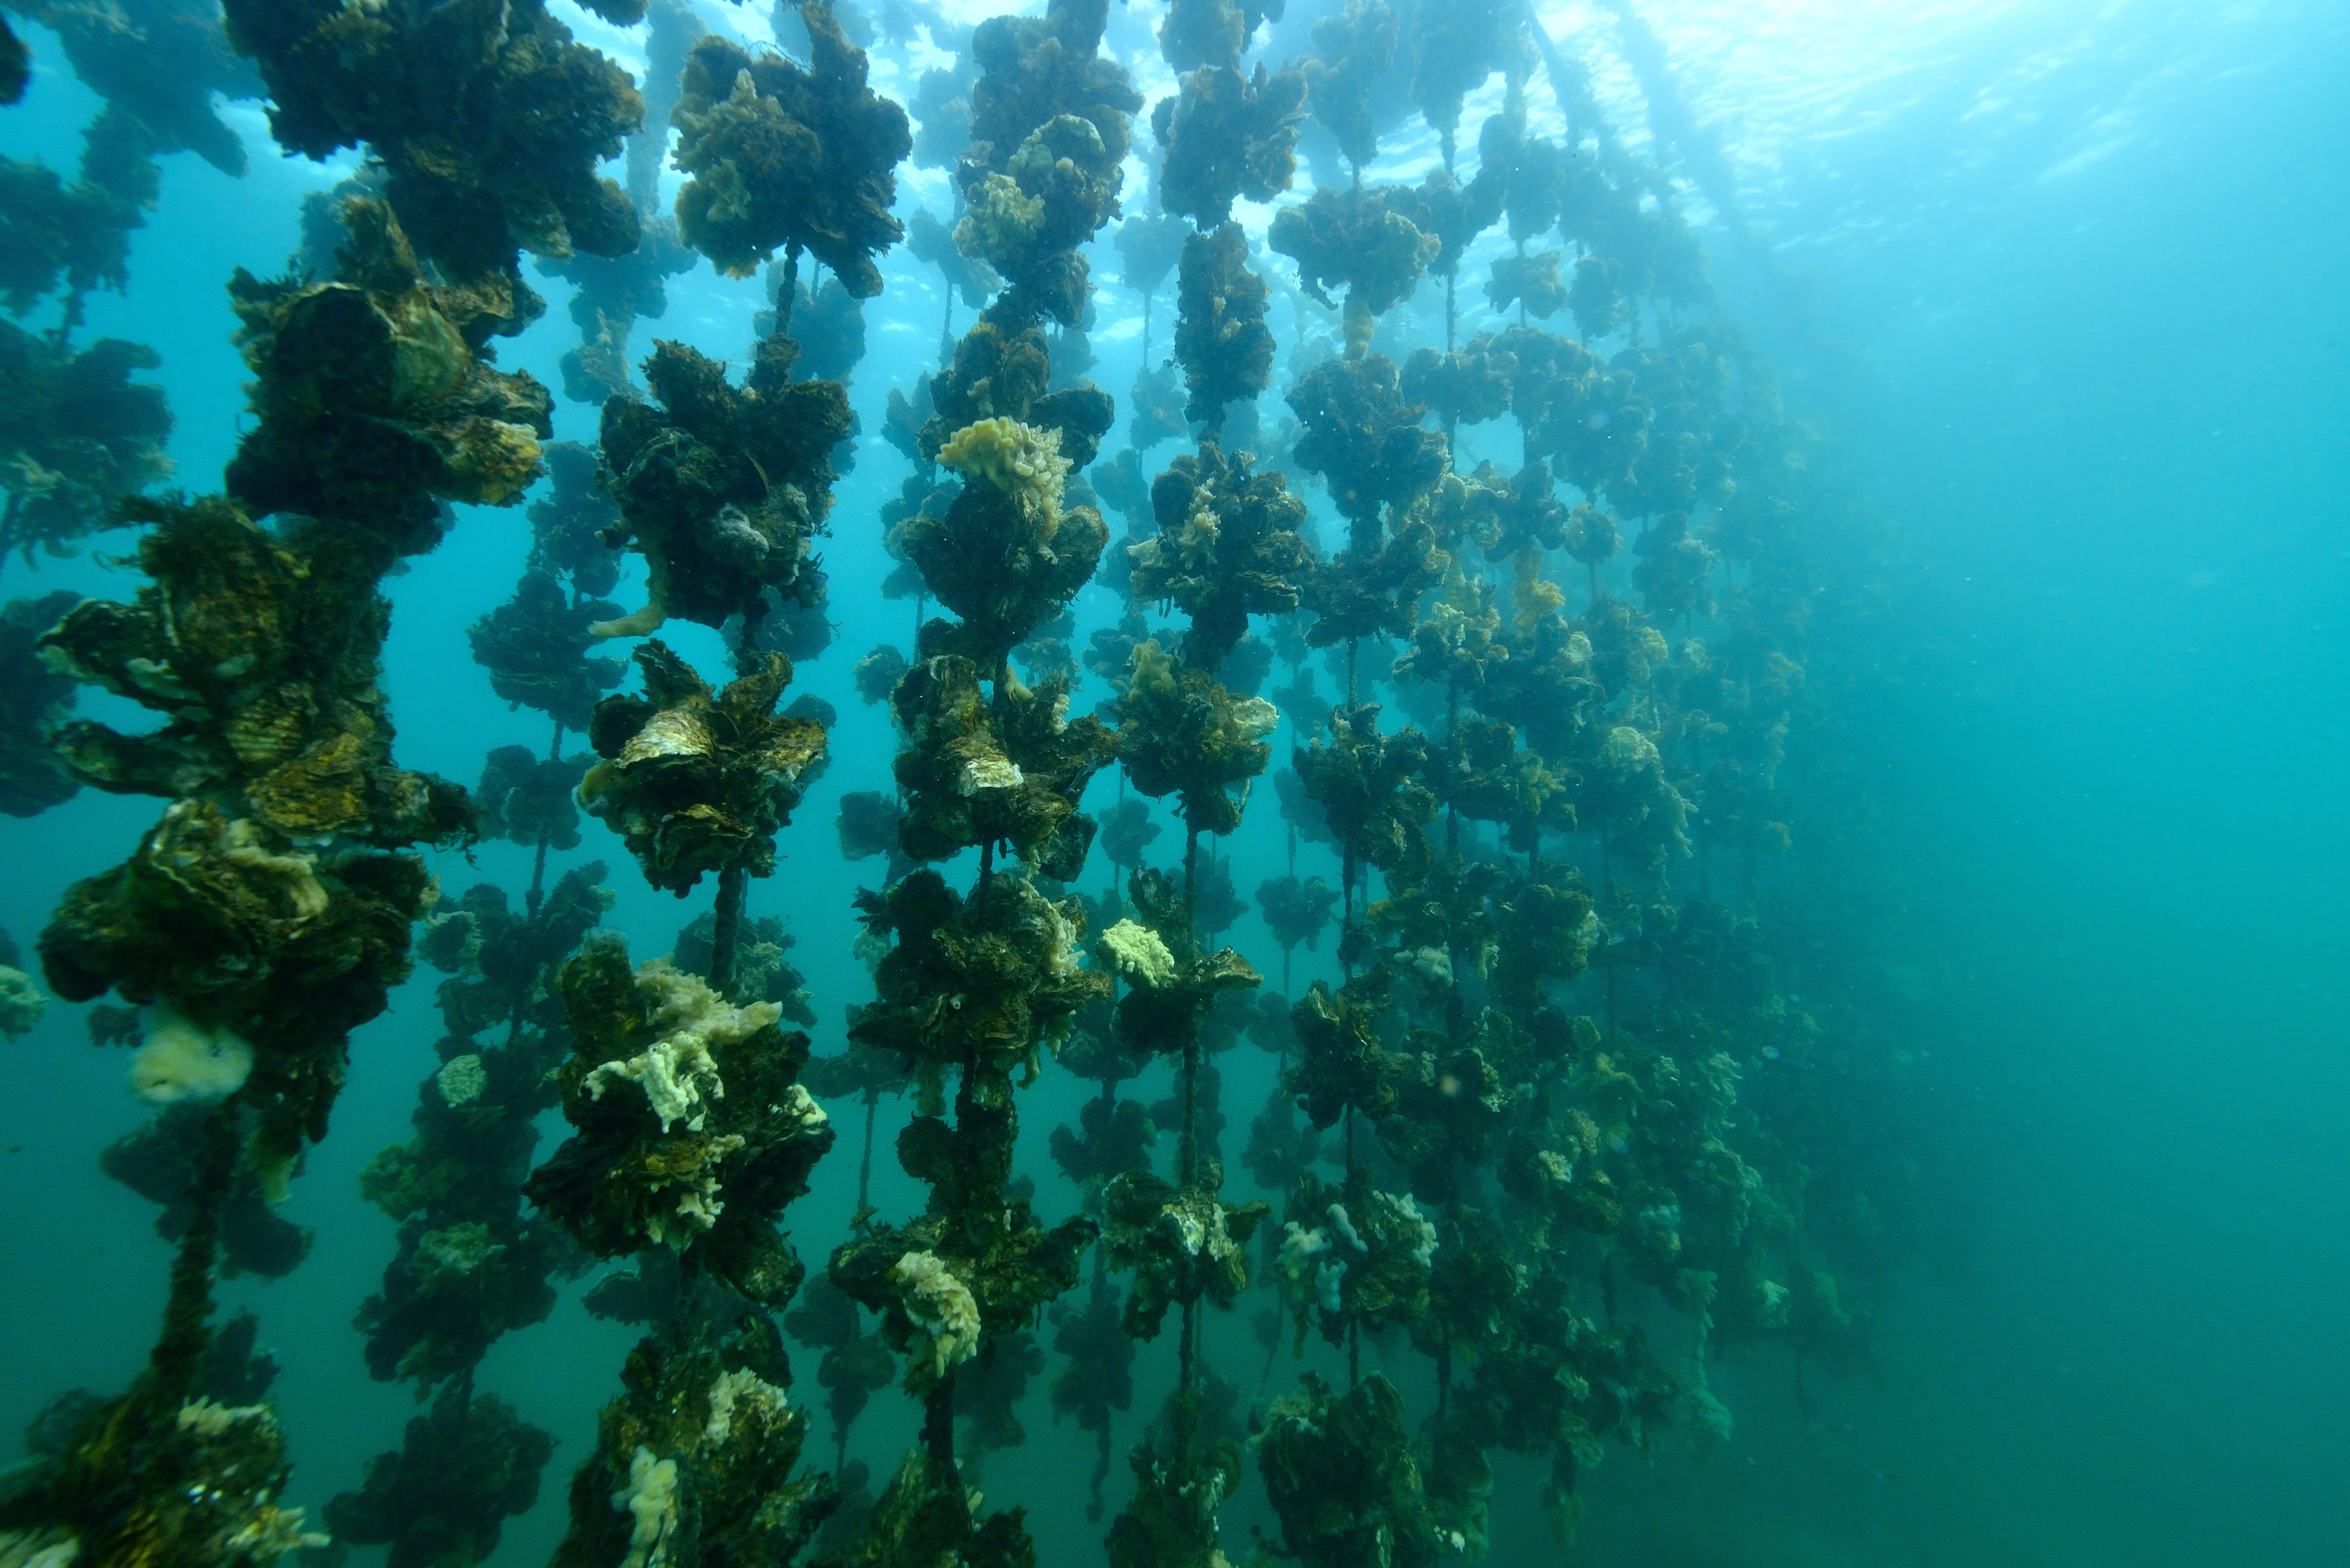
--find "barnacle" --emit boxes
[954,113,1126,327]
[1098,1166,1268,1338]
[919,315,1116,468]
[0,7,1957,1564]
[1285,970,1408,1128]
[671,9,912,290]
[225,198,551,551]
[0,323,172,561]
[953,0,1142,326]
[1115,640,1278,837]
[579,642,828,895]
[1403,0,1525,165]
[0,592,82,817]
[1402,343,1515,433]
[529,933,831,1301]
[3,1392,329,1564]
[546,216,699,407]
[1488,250,1571,320]
[224,0,641,287]
[1171,222,1276,431]
[38,494,467,844]
[1631,511,1718,619]
[595,336,848,636]
[1254,1372,1439,1565]
[1286,351,1447,545]
[901,419,1110,663]
[1268,185,1440,353]
[0,154,133,313]
[325,1384,556,1568]
[548,1306,835,1567]
[1130,441,1308,668]
[468,572,625,734]
[887,655,1115,877]
[1294,702,1437,884]
[850,868,1105,1088]
[0,18,27,106]
[1395,562,1507,694]
[1300,0,1398,173]
[1157,0,1284,72]
[1153,63,1306,229]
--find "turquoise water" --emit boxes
[1,1,2344,1563]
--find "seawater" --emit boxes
[0,1,2344,1564]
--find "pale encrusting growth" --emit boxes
[890,1250,983,1382]
[127,1007,254,1105]
[581,958,781,1133]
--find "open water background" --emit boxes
[1,1,2345,1562]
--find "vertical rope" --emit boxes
[145,1100,239,1408]
[708,859,747,999]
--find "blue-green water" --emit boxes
[1,1,2344,1563]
